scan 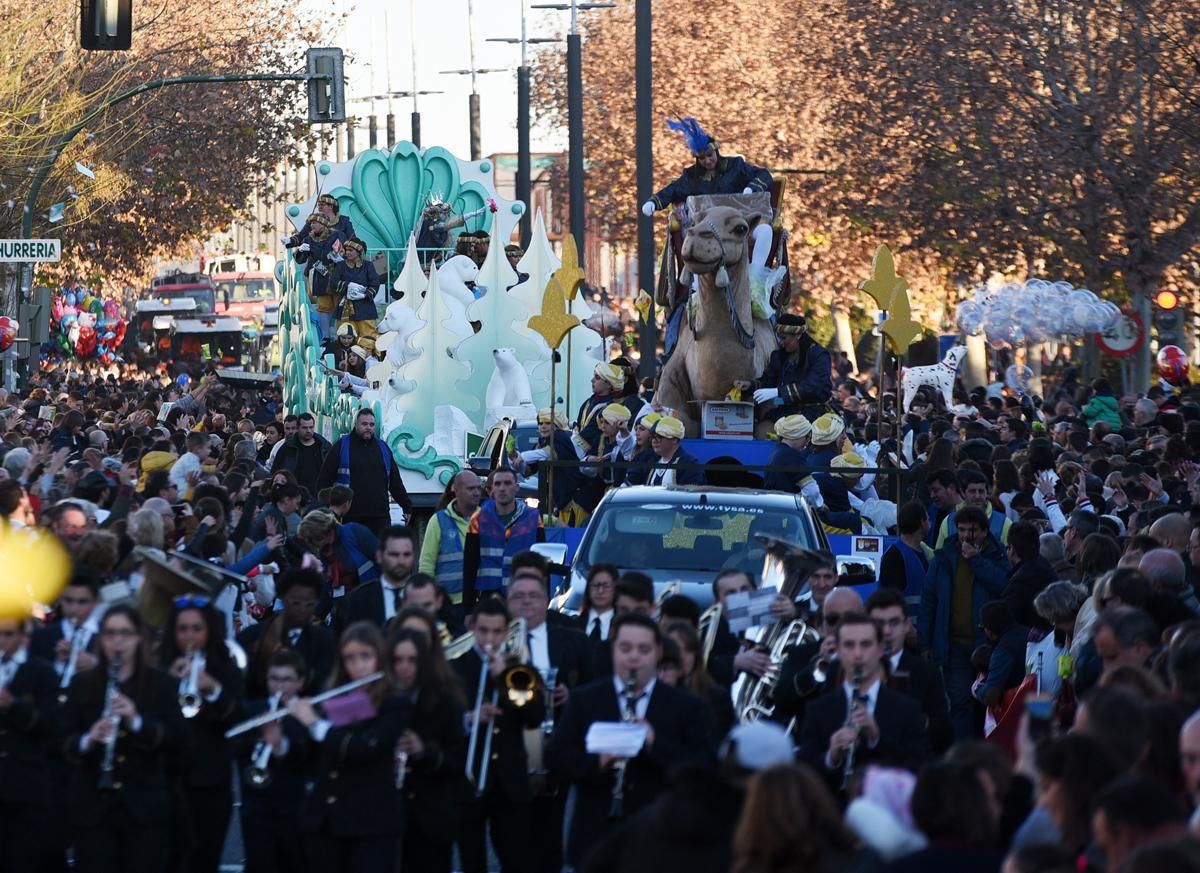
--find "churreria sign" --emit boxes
[0,239,61,263]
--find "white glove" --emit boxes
[346,282,366,301]
[298,243,311,252]
[465,206,487,220]
[280,234,291,246]
[753,387,779,404]
[641,201,656,217]
[742,187,753,195]
[329,252,344,263]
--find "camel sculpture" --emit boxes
[655,205,778,435]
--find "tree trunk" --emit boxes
[964,334,988,390]
[1125,273,1157,392]
[832,309,858,374]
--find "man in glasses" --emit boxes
[236,568,333,696]
[866,587,952,753]
[773,586,864,735]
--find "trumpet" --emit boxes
[98,653,122,790]
[245,691,283,788]
[178,650,205,719]
[842,665,864,790]
[608,669,638,820]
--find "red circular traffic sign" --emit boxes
[1095,309,1144,358]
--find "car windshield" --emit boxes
[576,499,810,577]
[159,288,214,314]
[218,279,276,302]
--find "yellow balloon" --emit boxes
[0,527,72,620]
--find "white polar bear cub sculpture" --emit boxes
[484,347,536,429]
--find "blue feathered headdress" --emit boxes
[665,117,716,154]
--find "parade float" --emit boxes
[276,142,607,506]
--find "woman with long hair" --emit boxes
[579,563,618,641]
[393,605,461,694]
[732,764,863,873]
[288,621,407,872]
[924,438,960,476]
[388,628,466,873]
[159,596,245,873]
[1030,733,1122,857]
[664,620,736,737]
[61,604,187,873]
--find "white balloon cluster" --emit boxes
[955,280,1121,345]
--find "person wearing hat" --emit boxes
[647,415,705,487]
[764,414,812,493]
[415,194,495,267]
[321,322,359,373]
[621,410,662,487]
[806,413,847,469]
[504,244,529,290]
[293,214,342,340]
[735,312,832,434]
[329,238,381,339]
[511,408,589,525]
[586,403,635,484]
[575,362,627,457]
[284,192,354,247]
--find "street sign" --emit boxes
[0,239,61,263]
[1095,309,1144,358]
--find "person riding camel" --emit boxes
[642,117,785,347]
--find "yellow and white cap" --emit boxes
[651,415,685,440]
[774,415,812,441]
[601,403,632,425]
[810,413,845,447]
[594,361,624,390]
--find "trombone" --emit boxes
[461,618,545,796]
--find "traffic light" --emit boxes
[306,48,346,124]
[80,0,133,51]
[1153,288,1185,349]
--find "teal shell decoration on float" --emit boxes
[327,144,495,252]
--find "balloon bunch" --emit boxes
[955,280,1121,346]
[48,285,127,363]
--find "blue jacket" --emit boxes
[764,443,810,493]
[651,155,772,208]
[330,259,380,322]
[918,534,1011,665]
[756,339,832,409]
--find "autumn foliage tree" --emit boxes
[531,0,1200,383]
[0,0,335,307]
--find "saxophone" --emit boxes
[732,535,824,725]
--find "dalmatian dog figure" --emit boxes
[900,344,966,413]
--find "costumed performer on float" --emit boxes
[734,312,832,432]
[330,238,382,339]
[414,194,497,268]
[642,117,785,353]
[283,193,355,247]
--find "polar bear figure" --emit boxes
[433,255,481,347]
[376,300,425,367]
[484,347,536,430]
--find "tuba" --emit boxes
[731,535,823,727]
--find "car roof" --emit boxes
[603,485,804,510]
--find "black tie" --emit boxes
[589,617,602,642]
[391,586,402,617]
[625,690,645,720]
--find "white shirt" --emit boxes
[824,675,882,770]
[587,609,613,641]
[527,622,551,675]
[611,675,654,719]
[888,651,903,676]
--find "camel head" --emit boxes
[680,206,763,279]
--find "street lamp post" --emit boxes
[635,0,655,376]
[531,1,615,273]
[488,1,559,248]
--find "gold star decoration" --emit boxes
[527,275,581,350]
[553,233,586,302]
[881,282,924,355]
[859,244,908,310]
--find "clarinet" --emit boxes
[608,670,638,820]
[841,665,864,791]
[97,653,122,790]
[59,623,86,704]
